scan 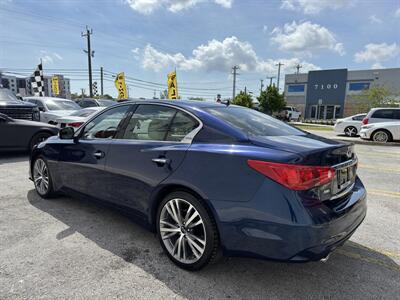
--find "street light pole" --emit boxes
[82,26,94,97]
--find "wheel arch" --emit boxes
[149,183,220,234]
[371,128,393,141]
[28,129,56,149]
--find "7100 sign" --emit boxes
[314,83,338,90]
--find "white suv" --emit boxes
[362,108,400,125]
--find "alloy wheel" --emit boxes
[159,198,206,264]
[345,127,357,137]
[373,131,389,143]
[33,159,49,195]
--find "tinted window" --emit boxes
[82,105,130,139]
[287,85,305,92]
[166,111,199,142]
[80,100,96,108]
[393,110,400,119]
[45,100,81,111]
[352,114,366,121]
[122,105,176,141]
[349,82,370,91]
[371,109,394,119]
[205,106,304,136]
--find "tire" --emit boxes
[344,126,357,137]
[156,191,220,271]
[372,130,392,143]
[30,132,52,151]
[32,156,56,198]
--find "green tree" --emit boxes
[353,85,399,112]
[258,85,286,114]
[233,91,253,108]
[188,97,205,101]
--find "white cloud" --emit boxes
[39,50,63,64]
[280,0,351,15]
[270,21,345,57]
[369,15,382,24]
[371,63,384,69]
[125,0,233,14]
[262,25,268,33]
[141,36,319,74]
[354,43,400,66]
[131,47,141,60]
[395,8,400,17]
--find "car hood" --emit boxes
[12,118,59,129]
[0,100,37,107]
[249,134,354,166]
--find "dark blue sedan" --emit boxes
[30,100,366,270]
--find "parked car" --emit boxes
[55,107,105,128]
[77,98,116,108]
[277,106,301,121]
[334,113,366,137]
[0,113,58,151]
[360,121,400,143]
[0,88,40,121]
[24,97,81,124]
[30,100,366,271]
[362,107,400,125]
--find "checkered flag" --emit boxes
[31,63,45,96]
[92,81,98,96]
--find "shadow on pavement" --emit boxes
[0,152,29,164]
[27,190,400,299]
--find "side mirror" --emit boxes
[59,126,75,140]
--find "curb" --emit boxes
[331,137,399,147]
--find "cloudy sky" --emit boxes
[1,0,399,99]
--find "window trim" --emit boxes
[115,103,203,144]
[75,102,203,144]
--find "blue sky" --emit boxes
[1,0,399,100]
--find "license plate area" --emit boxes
[332,159,357,197]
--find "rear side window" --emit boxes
[204,107,304,136]
[167,111,199,142]
[371,109,395,119]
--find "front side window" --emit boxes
[82,105,130,139]
[122,105,176,141]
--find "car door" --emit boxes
[58,104,132,200]
[103,104,200,218]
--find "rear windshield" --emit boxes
[46,100,81,111]
[204,106,305,136]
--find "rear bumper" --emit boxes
[212,177,367,261]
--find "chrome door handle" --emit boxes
[93,151,105,159]
[152,158,170,165]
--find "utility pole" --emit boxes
[275,62,284,91]
[244,86,247,95]
[232,65,239,100]
[295,64,302,75]
[266,76,275,87]
[100,67,104,96]
[259,79,264,95]
[82,26,94,97]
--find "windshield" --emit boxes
[98,99,116,107]
[204,106,305,137]
[45,100,81,111]
[0,89,19,102]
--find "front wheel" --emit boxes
[33,157,55,198]
[156,191,220,271]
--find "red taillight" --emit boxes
[247,160,335,191]
[67,122,83,127]
[362,117,368,125]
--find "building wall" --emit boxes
[285,68,400,119]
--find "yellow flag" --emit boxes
[114,72,128,99]
[51,76,59,96]
[167,71,178,99]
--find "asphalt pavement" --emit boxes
[0,141,399,299]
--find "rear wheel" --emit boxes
[344,126,357,137]
[33,157,55,198]
[372,130,391,143]
[30,132,51,151]
[156,191,220,271]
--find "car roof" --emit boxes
[124,99,223,110]
[369,107,400,111]
[25,97,73,101]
